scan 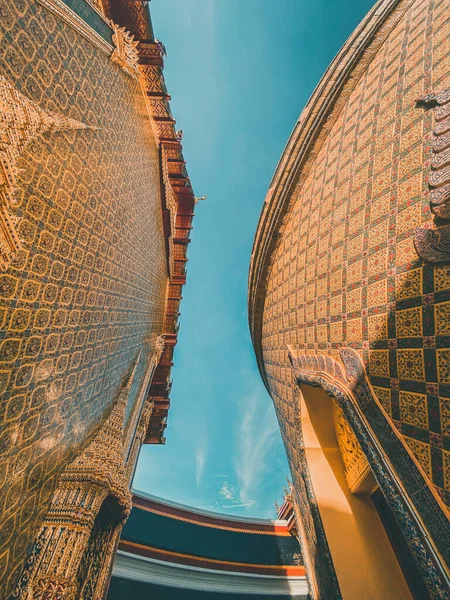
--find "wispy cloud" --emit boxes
[219,481,235,500]
[222,501,255,510]
[235,389,279,506]
[195,441,207,487]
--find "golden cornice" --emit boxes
[247,0,416,389]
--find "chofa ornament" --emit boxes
[110,22,140,79]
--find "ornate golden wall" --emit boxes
[249,0,450,596]
[0,1,168,595]
[260,0,449,508]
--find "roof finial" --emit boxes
[194,195,207,204]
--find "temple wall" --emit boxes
[0,1,168,596]
[262,0,449,514]
[255,0,450,596]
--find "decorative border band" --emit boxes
[112,550,309,597]
[132,495,291,536]
[36,0,113,54]
[119,541,306,577]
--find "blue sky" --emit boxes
[134,0,376,518]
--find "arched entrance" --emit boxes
[288,347,450,600]
[300,383,413,599]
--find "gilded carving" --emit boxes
[161,147,178,277]
[110,23,140,80]
[126,399,155,482]
[415,87,450,262]
[124,334,165,453]
[333,403,371,494]
[87,0,108,19]
[153,334,166,366]
[0,75,88,270]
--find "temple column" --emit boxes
[12,483,108,600]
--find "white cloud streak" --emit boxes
[235,390,279,506]
[222,501,255,510]
[195,441,207,487]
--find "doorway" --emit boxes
[299,383,414,600]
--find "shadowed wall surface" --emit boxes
[249,0,450,596]
[0,1,168,595]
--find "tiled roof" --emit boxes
[119,494,303,572]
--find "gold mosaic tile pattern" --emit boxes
[0,1,168,595]
[405,435,433,479]
[261,0,450,505]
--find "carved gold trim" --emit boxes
[126,400,155,482]
[415,87,450,262]
[333,403,371,493]
[161,147,178,277]
[85,0,108,20]
[124,335,165,453]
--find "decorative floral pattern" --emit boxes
[399,390,428,429]
[397,350,425,380]
[252,11,450,592]
[396,268,422,299]
[396,307,423,338]
[435,301,450,335]
[369,350,390,377]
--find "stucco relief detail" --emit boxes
[415,87,450,262]
[333,403,371,494]
[110,23,140,79]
